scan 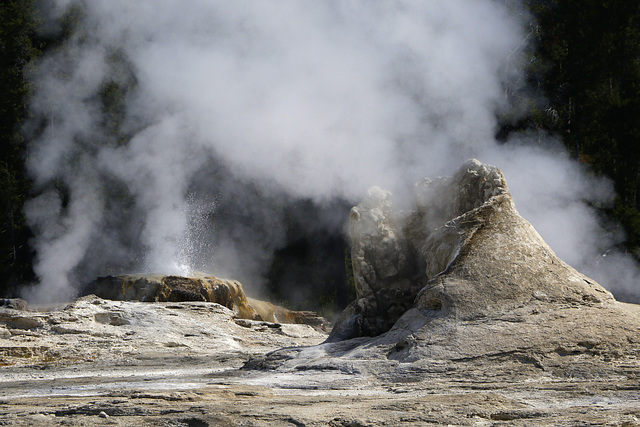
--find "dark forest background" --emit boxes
[1,1,640,312]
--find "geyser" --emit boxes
[23,0,639,304]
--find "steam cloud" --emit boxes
[24,0,639,303]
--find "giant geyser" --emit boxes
[23,1,639,305]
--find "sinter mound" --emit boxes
[82,273,327,329]
[253,159,640,374]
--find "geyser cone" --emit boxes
[410,160,614,319]
[272,159,640,373]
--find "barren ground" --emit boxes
[1,297,639,426]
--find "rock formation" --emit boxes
[329,159,619,341]
[261,159,639,375]
[332,186,426,340]
[82,274,327,328]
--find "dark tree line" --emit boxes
[0,0,39,296]
[510,0,640,255]
[1,1,640,298]
[0,0,80,298]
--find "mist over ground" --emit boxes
[23,0,640,304]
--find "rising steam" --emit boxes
[23,0,639,303]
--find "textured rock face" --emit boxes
[0,295,327,369]
[249,159,639,397]
[339,187,425,339]
[83,274,257,317]
[407,159,614,319]
[330,159,616,342]
[82,274,327,328]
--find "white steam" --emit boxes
[23,0,639,303]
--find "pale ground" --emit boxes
[1,296,640,426]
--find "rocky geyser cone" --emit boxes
[240,160,640,382]
[316,159,639,367]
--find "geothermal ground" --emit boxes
[1,295,640,426]
[3,162,640,426]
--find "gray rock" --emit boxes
[320,159,638,367]
[0,309,45,330]
[3,157,640,426]
[0,325,10,338]
[331,187,425,340]
[1,298,28,311]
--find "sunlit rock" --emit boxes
[3,160,640,425]
[0,295,328,369]
[241,160,639,393]
[311,159,638,371]
[331,160,555,340]
[82,274,327,328]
